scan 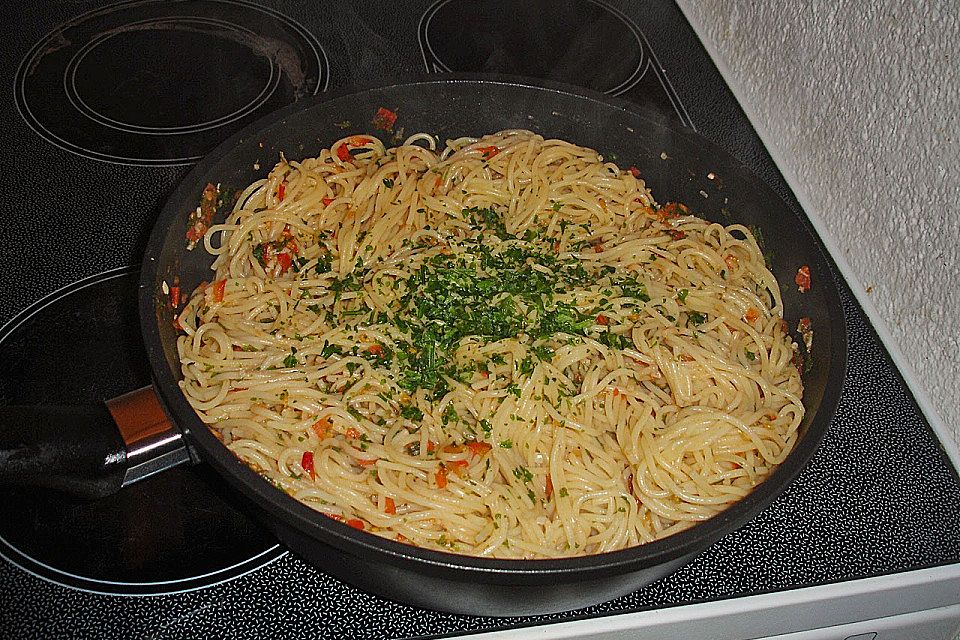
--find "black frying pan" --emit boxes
[1,79,846,616]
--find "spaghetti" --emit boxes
[176,130,804,558]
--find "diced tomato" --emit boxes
[477,145,499,160]
[169,285,180,308]
[627,166,641,178]
[276,252,292,274]
[357,458,378,467]
[373,106,398,131]
[795,265,811,293]
[447,459,469,476]
[466,441,492,456]
[435,466,448,489]
[384,497,396,514]
[346,518,365,530]
[277,181,286,201]
[312,417,333,440]
[212,279,226,303]
[395,533,408,543]
[479,369,489,378]
[368,344,383,357]
[596,314,609,326]
[345,427,361,440]
[744,307,759,323]
[336,144,351,162]
[593,244,604,253]
[545,474,554,500]
[322,197,333,206]
[301,451,316,480]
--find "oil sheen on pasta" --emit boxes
[176,130,804,558]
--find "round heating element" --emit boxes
[0,268,284,595]
[15,0,328,166]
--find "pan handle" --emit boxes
[0,386,192,499]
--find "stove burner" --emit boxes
[419,0,645,96]
[0,268,284,595]
[418,0,694,128]
[15,0,328,167]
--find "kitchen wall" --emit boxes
[675,1,960,453]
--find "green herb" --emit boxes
[400,405,424,421]
[383,178,394,188]
[499,439,513,449]
[283,348,298,367]
[677,288,689,303]
[558,487,569,497]
[745,349,756,361]
[513,466,534,483]
[479,419,493,436]
[688,311,706,326]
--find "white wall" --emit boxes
[675,1,960,451]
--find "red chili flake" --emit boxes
[345,427,361,440]
[276,252,292,274]
[212,279,226,303]
[356,458,378,467]
[667,229,686,240]
[336,144,351,163]
[477,145,499,160]
[346,518,365,530]
[466,441,492,456]
[798,317,812,331]
[435,466,448,489]
[545,474,554,500]
[593,243,604,253]
[744,307,760,323]
[368,344,384,357]
[384,497,396,515]
[795,265,812,293]
[395,533,408,543]
[169,285,180,308]
[301,451,316,480]
[277,181,286,201]
[659,202,689,219]
[372,106,398,131]
[426,440,436,454]
[172,315,183,331]
[627,166,641,178]
[596,314,610,326]
[322,197,333,206]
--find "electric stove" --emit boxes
[2,1,959,638]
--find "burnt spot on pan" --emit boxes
[15,0,328,167]
[0,268,283,595]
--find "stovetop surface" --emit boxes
[1,1,959,638]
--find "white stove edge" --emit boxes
[459,565,960,639]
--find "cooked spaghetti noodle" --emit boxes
[176,130,804,558]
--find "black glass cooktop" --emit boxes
[2,1,959,638]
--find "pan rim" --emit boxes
[141,75,847,580]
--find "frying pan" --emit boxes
[0,79,846,616]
